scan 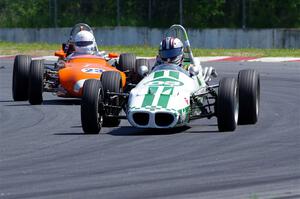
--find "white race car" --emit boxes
[80,25,260,133]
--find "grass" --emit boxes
[1,41,300,57]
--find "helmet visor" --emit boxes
[75,41,93,47]
[159,47,183,59]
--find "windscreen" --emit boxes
[152,64,190,77]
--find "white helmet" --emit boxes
[74,30,97,54]
[159,37,184,66]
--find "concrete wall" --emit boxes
[0,27,299,48]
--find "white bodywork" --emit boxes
[127,64,206,128]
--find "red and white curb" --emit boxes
[197,56,300,62]
[1,55,300,62]
[133,56,300,63]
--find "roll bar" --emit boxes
[166,24,195,65]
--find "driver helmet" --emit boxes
[74,30,97,54]
[159,37,184,66]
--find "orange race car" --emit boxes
[12,23,149,105]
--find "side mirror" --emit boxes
[137,65,149,77]
[108,52,119,58]
[54,50,66,59]
[188,66,199,76]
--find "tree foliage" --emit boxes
[0,0,299,28]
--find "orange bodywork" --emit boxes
[58,54,126,97]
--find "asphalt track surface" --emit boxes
[0,58,299,199]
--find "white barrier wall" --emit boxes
[0,27,299,48]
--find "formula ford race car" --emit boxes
[12,23,147,105]
[81,24,260,133]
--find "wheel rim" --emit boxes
[255,78,260,117]
[97,113,103,128]
[97,88,103,128]
[234,86,239,124]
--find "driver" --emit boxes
[155,37,184,67]
[73,30,98,54]
[154,36,201,76]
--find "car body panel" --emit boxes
[127,64,206,128]
[58,55,126,97]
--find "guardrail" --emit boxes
[0,27,299,48]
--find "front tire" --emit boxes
[217,78,239,132]
[12,55,32,101]
[28,60,44,105]
[238,69,260,124]
[81,79,104,134]
[101,71,123,127]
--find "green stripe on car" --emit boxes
[169,71,179,79]
[157,95,170,108]
[196,76,202,86]
[157,87,174,108]
[142,86,158,107]
[154,71,164,78]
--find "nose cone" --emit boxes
[129,86,178,110]
[128,86,190,128]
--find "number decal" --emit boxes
[81,68,105,74]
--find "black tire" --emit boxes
[135,58,150,82]
[217,78,239,132]
[81,79,104,134]
[118,53,136,72]
[101,71,122,127]
[238,69,260,124]
[136,58,150,72]
[28,60,44,105]
[12,55,32,101]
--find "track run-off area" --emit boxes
[0,57,299,199]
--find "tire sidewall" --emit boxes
[81,79,104,134]
[217,78,239,132]
[28,60,44,105]
[12,55,31,101]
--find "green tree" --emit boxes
[0,0,50,27]
[0,0,299,28]
[248,0,300,28]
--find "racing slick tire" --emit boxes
[217,78,239,132]
[136,58,150,72]
[238,69,260,124]
[118,53,136,72]
[12,55,32,101]
[135,58,150,82]
[28,60,44,105]
[81,79,104,134]
[101,71,122,127]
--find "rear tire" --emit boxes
[118,53,136,72]
[12,55,32,101]
[135,58,150,82]
[81,79,104,134]
[28,60,44,105]
[217,78,239,132]
[136,58,150,72]
[101,71,122,127]
[238,69,260,124]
